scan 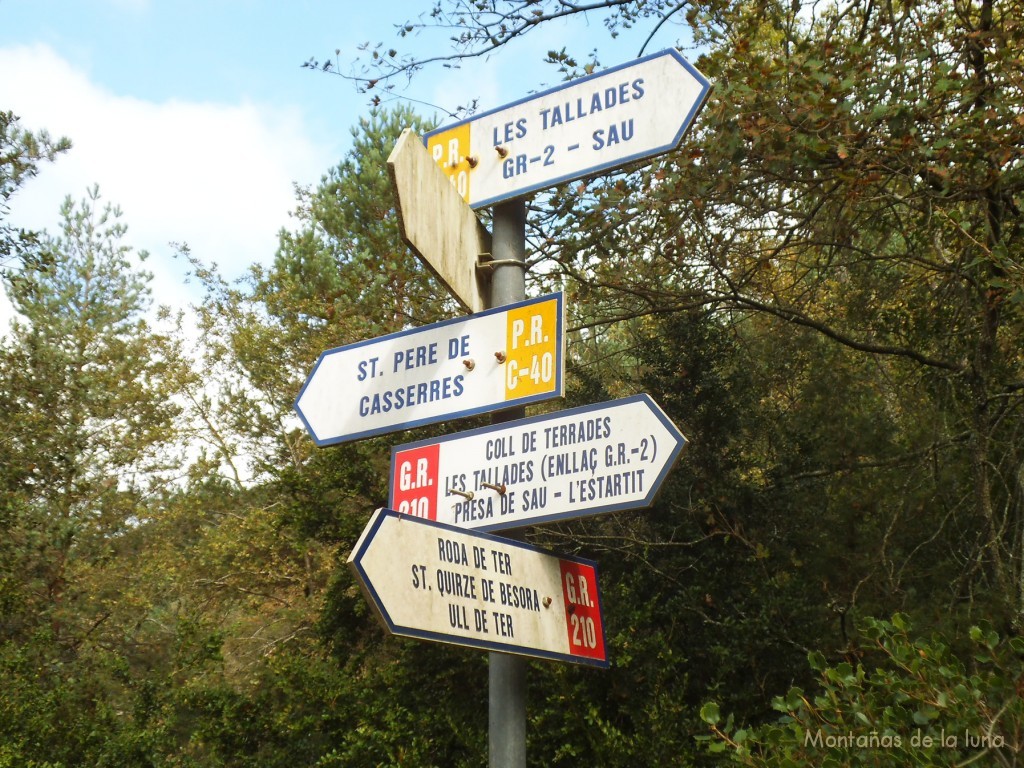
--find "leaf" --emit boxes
[700,701,721,725]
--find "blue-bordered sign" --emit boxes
[294,292,564,446]
[389,394,687,532]
[423,49,711,209]
[348,508,608,667]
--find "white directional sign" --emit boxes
[349,508,608,667]
[423,48,711,209]
[388,128,491,314]
[388,394,687,532]
[295,292,564,446]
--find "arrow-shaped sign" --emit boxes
[349,508,608,667]
[423,48,711,209]
[294,292,564,446]
[388,128,491,314]
[389,394,687,532]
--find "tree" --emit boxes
[300,3,1024,760]
[0,186,191,765]
[1,184,189,632]
[331,0,1024,631]
[269,104,453,336]
[144,105,491,766]
[0,110,70,272]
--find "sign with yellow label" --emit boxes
[294,293,564,446]
[424,49,711,209]
[504,299,560,400]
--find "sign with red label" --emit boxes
[388,394,687,531]
[559,560,606,662]
[348,508,608,667]
[391,443,441,520]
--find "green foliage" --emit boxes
[524,310,828,766]
[267,104,451,339]
[99,104,494,767]
[0,187,188,641]
[0,186,195,767]
[0,110,70,270]
[702,615,1024,766]
[5,1,1024,763]
[524,0,1024,632]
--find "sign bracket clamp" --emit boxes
[477,252,529,275]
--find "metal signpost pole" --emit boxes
[377,49,708,763]
[488,198,528,768]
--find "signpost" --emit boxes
[388,128,492,313]
[389,394,687,532]
[349,508,608,667]
[294,292,564,446]
[330,46,709,768]
[423,48,711,209]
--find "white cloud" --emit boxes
[0,43,335,326]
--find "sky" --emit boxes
[0,0,681,332]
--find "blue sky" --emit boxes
[0,0,686,328]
